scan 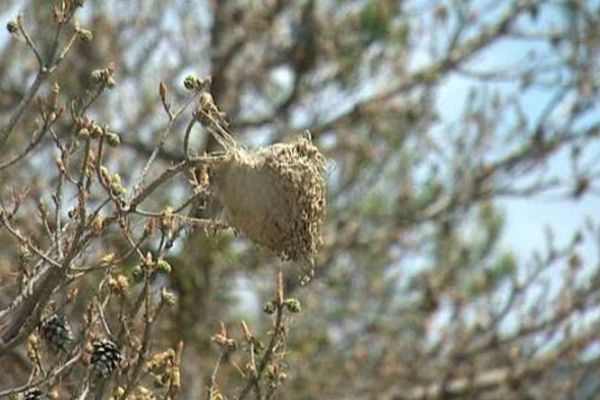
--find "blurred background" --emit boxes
[1,0,600,398]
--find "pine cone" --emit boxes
[40,314,73,352]
[22,388,50,400]
[91,339,122,377]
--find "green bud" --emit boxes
[284,298,301,313]
[161,288,177,307]
[90,125,103,139]
[6,21,18,34]
[131,265,144,282]
[110,174,127,196]
[110,175,125,195]
[67,208,77,218]
[99,166,110,183]
[90,69,104,84]
[106,76,116,89]
[156,259,172,274]
[77,29,93,43]
[111,174,122,187]
[183,75,199,90]
[263,301,276,315]
[106,132,120,147]
[19,245,33,263]
[77,128,90,140]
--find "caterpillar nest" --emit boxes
[195,95,326,271]
[209,136,326,268]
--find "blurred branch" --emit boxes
[386,319,600,399]
[312,0,533,135]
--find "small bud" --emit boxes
[6,21,18,34]
[90,69,104,84]
[49,82,60,110]
[27,333,40,361]
[90,124,103,139]
[90,216,104,234]
[198,92,214,110]
[159,82,167,100]
[77,128,90,140]
[156,259,172,274]
[131,265,144,282]
[77,28,93,43]
[266,364,277,379]
[67,208,77,219]
[67,287,79,303]
[142,251,154,268]
[111,174,121,185]
[284,298,302,313]
[161,288,177,307]
[144,218,155,236]
[110,174,127,196]
[55,156,66,174]
[109,274,130,296]
[171,366,181,390]
[32,118,41,133]
[183,75,199,90]
[29,333,40,348]
[99,166,110,184]
[113,387,125,397]
[106,132,121,147]
[106,76,116,89]
[99,253,115,267]
[160,207,175,234]
[19,245,33,263]
[263,301,276,315]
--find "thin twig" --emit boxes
[0,351,82,397]
[183,117,197,160]
[238,272,286,400]
[131,91,202,197]
[207,349,228,400]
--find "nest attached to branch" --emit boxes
[196,94,327,271]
